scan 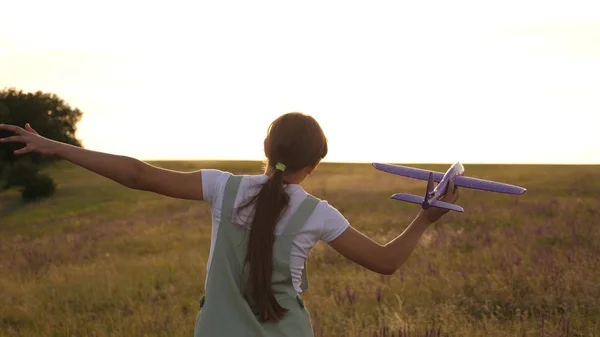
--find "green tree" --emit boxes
[0,88,83,201]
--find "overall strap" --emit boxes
[283,194,320,292]
[282,195,320,235]
[220,175,244,223]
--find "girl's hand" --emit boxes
[0,123,60,156]
[422,179,460,223]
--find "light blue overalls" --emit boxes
[194,175,319,337]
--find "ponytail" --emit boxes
[238,162,290,322]
[237,112,328,322]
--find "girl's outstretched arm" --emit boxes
[0,123,204,200]
[327,182,459,275]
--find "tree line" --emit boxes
[0,88,83,202]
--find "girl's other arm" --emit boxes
[327,211,432,275]
[327,181,459,275]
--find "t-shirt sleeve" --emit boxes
[319,202,350,242]
[201,169,231,207]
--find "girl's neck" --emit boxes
[263,166,305,185]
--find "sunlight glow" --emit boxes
[1,0,599,164]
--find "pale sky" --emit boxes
[1,0,599,164]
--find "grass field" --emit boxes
[1,161,599,337]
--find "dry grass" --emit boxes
[1,161,599,336]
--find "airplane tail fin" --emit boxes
[391,193,425,205]
[428,200,464,213]
[391,193,464,213]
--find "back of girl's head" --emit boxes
[240,112,327,323]
[264,112,328,172]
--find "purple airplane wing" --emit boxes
[453,176,527,195]
[372,163,445,182]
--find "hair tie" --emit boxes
[275,163,286,172]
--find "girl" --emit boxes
[0,112,458,336]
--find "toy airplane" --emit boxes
[372,162,527,213]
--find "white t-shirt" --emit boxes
[202,169,350,294]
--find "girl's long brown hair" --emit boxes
[237,112,328,322]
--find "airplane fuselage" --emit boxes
[429,162,465,201]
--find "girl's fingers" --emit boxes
[0,124,27,135]
[25,123,39,134]
[14,145,32,155]
[443,180,455,201]
[0,135,25,143]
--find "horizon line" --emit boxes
[135,158,600,166]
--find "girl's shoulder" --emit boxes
[310,198,350,243]
[201,169,268,206]
[287,189,349,243]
